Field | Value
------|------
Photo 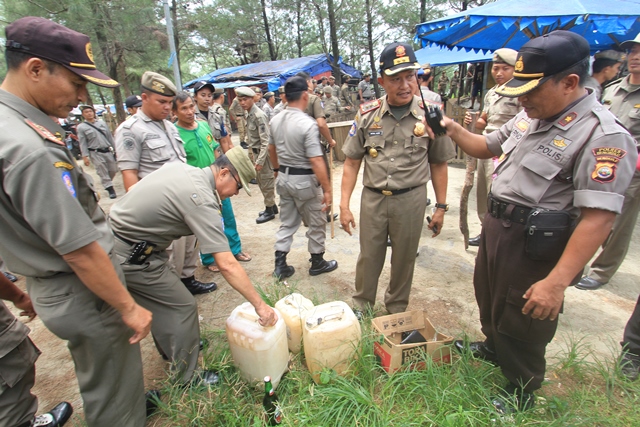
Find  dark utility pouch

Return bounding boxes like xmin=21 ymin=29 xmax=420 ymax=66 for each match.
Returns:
xmin=125 ymin=241 xmax=156 ymax=265
xmin=524 ymin=208 xmax=574 ymax=261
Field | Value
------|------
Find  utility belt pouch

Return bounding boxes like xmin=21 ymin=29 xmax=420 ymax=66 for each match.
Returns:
xmin=125 ymin=241 xmax=156 ymax=265
xmin=524 ymin=208 xmax=574 ymax=261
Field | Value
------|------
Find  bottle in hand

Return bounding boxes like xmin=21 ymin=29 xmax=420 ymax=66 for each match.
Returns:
xmin=263 ymin=376 xmax=282 ymax=425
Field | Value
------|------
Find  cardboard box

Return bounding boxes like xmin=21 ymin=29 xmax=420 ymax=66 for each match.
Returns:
xmin=372 ymin=310 xmax=453 ymax=374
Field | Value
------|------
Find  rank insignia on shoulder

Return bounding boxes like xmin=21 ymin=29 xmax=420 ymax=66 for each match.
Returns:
xmin=515 ymin=119 xmax=529 ymax=132
xmin=54 ymin=161 xmax=74 ymax=170
xmin=557 ymin=112 xmax=577 ymax=126
xmin=635 ymin=104 xmax=640 ymax=109
xmin=25 ymin=119 xmax=64 ymax=145
xmin=360 ymin=99 xmax=381 ymax=115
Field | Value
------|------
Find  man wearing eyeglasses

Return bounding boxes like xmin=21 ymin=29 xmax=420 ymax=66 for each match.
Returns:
xmin=108 ymin=146 xmax=277 ymax=386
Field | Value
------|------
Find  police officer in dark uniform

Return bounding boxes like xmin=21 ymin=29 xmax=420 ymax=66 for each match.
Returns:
xmin=442 ymin=31 xmax=637 ymax=412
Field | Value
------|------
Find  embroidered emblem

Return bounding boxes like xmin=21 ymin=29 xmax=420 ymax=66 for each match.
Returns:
xmin=348 ymin=121 xmax=357 ymax=137
xmin=395 ymin=45 xmax=406 ymax=58
xmin=54 ymin=161 xmax=74 ymax=170
xmin=515 ymin=56 xmax=524 ymax=72
xmin=592 ymin=147 xmax=627 ymax=162
xmin=558 ymin=112 xmax=577 ymax=126
xmin=24 ymin=119 xmax=64 ymax=145
xmin=124 ymin=138 xmax=135 ymax=150
xmin=370 ymin=122 xmax=382 ymax=130
xmin=61 ymin=171 xmax=76 ymax=197
xmin=152 ymin=80 xmax=165 ymax=93
xmin=550 ymin=135 xmax=573 ymax=151
xmin=515 ymin=119 xmax=529 ymax=132
xmin=591 ymin=161 xmax=617 ymax=183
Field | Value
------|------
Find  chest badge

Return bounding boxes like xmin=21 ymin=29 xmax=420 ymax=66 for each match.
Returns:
xmin=550 ymin=135 xmax=573 ymax=151
xmin=414 ymin=122 xmax=426 ymax=137
xmin=370 ymin=122 xmax=382 ymax=130
xmin=368 ymin=147 xmax=378 ymax=158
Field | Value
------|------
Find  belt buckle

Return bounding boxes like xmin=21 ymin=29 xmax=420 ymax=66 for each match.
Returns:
xmin=382 ymin=190 xmax=393 ymax=196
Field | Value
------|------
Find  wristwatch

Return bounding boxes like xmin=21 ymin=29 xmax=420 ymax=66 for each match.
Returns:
xmin=435 ymin=203 xmax=449 ymax=212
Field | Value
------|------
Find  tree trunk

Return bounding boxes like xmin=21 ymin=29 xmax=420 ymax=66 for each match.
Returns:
xmin=420 ymin=0 xmax=427 ymax=23
xmin=327 ymin=0 xmax=341 ymax=83
xmin=365 ymin=0 xmax=380 ymax=98
xmin=171 ymin=0 xmax=181 ymax=67
xmin=295 ymin=0 xmax=302 ymax=57
xmin=260 ymin=0 xmax=277 ymax=60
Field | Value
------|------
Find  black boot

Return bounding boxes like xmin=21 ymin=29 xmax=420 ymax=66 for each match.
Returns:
xmin=309 ymin=252 xmax=338 ymax=276
xmin=106 ymin=186 xmax=117 ymax=199
xmin=259 ymin=205 xmax=278 ymax=215
xmin=273 ymin=251 xmax=295 ymax=279
xmin=256 ymin=206 xmax=276 ymax=224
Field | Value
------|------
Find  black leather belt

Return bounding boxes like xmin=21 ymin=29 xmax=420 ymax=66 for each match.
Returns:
xmin=251 ymin=148 xmax=260 ymax=154
xmin=366 ymin=186 xmax=416 ymax=196
xmin=281 ymin=165 xmax=314 ymax=175
xmin=88 ymin=147 xmax=111 ymax=153
xmin=487 ymin=195 xmax=532 ymax=224
xmin=112 ymin=231 xmax=137 ymax=246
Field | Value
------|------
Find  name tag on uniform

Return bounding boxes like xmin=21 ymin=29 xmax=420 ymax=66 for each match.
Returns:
xmin=369 ymin=131 xmax=383 ymax=136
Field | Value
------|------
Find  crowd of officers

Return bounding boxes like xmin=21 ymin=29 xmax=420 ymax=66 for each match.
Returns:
xmin=1 ymin=14 xmax=640 ymax=427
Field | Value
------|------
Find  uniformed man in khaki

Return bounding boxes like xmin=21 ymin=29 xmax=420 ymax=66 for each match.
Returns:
xmin=584 ymin=50 xmax=626 ymax=101
xmin=115 ymin=71 xmax=216 ymax=296
xmin=77 ymin=105 xmax=118 ymax=199
xmin=463 ymin=48 xmax=521 ymax=247
xmin=358 ymin=74 xmax=374 ymax=101
xmin=322 ymin=86 xmax=349 ymax=117
xmin=254 ymin=86 xmax=266 ymax=109
xmin=417 ymin=64 xmax=442 ymax=105
xmin=437 ymin=72 xmax=449 ymax=95
xmin=297 ymin=72 xmax=338 ymax=150
xmin=273 ymin=86 xmax=287 ymax=117
xmin=340 ymin=42 xmax=455 ymax=315
xmin=449 ymin=69 xmax=460 ymax=98
xmin=110 ymin=147 xmax=276 ymax=384
xmin=443 ymin=31 xmax=637 ymax=412
xmin=268 ymin=76 xmax=338 ymax=279
xmin=340 ymin=74 xmax=354 ymax=109
xmin=0 ymin=16 xmax=152 ymax=426
xmin=236 ymin=86 xmax=277 ymax=223
xmin=229 ymin=95 xmax=248 ymax=148
xmin=211 ymin=88 xmax=233 ymax=152
xmin=0 ymin=272 xmax=73 ymax=427
xmin=262 ymin=91 xmax=276 ymax=122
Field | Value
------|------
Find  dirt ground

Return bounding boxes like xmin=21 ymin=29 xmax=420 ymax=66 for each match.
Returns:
xmin=7 ymin=136 xmax=640 ymax=424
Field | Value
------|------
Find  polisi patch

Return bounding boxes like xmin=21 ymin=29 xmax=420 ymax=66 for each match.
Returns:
xmin=535 ymin=144 xmax=565 ymax=163
xmin=592 ymin=147 xmax=627 ymax=160
xmin=549 ymin=135 xmax=573 ymax=151
xmin=591 ymin=161 xmax=617 ymax=183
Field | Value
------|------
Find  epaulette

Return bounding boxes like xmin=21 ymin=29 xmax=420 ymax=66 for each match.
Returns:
xmin=359 ymin=99 xmax=381 ymax=115
xmin=592 ymin=106 xmax=625 ymax=135
xmin=122 ymin=116 xmax=139 ymax=129
xmin=24 ymin=119 xmax=64 ymax=146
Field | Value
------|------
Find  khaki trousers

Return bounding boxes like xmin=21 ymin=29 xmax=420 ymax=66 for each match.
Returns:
xmin=251 ymin=149 xmax=276 ymax=208
xmin=89 ymin=151 xmax=117 ymax=190
xmin=353 ymin=185 xmax=427 ymax=314
xmin=476 ymin=158 xmax=494 ymax=225
xmin=167 ymin=235 xmax=198 ymax=279
xmin=236 ymin=117 xmax=247 ymax=143
xmin=26 ymin=256 xmax=146 ymax=427
xmin=0 ymin=338 xmax=40 ymax=427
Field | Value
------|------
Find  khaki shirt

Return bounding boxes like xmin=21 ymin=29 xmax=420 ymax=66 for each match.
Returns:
xmin=330 ymin=84 xmax=340 ymax=98
xmin=229 ymin=97 xmax=245 ymax=119
xmin=483 ymin=86 xmax=522 ymax=134
xmin=0 ymin=301 xmax=30 ymax=360
xmin=323 ymin=96 xmax=344 ymax=117
xmin=342 ymin=95 xmax=456 ymax=189
xmin=109 ymin=163 xmax=229 ymax=254
xmin=304 ymin=94 xmax=325 ymax=119
xmin=340 ymin=83 xmax=354 ymax=108
xmin=486 ymin=91 xmax=637 ymax=215
xmin=269 ymin=107 xmax=324 ymax=169
xmin=115 ymin=109 xmax=186 ymax=179
xmin=246 ymin=104 xmax=270 ymax=166
xmin=262 ymin=103 xmax=275 ymax=123
xmin=602 ymin=75 xmax=640 ymax=142
xmin=77 ymin=119 xmax=115 ymax=157
xmin=273 ymin=101 xmax=286 ymax=117
xmin=208 ymin=104 xmax=229 ymax=141
xmin=0 ymin=90 xmax=111 ymax=277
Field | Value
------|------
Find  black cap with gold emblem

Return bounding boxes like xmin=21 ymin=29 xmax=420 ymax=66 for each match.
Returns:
xmin=496 ymin=30 xmax=589 ymax=98
xmin=141 ymin=71 xmax=177 ymax=97
xmin=4 ymin=16 xmax=119 ymax=88
xmin=379 ymin=42 xmax=421 ymax=76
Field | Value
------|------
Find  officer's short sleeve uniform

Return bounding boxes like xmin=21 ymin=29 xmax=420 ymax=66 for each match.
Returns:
xmin=602 ymin=76 xmax=640 ymax=140
xmin=109 ymin=163 xmax=229 ymax=254
xmin=305 ymin=94 xmax=325 ymax=119
xmin=342 ymin=95 xmax=455 ymax=189
xmin=270 ymin=108 xmax=324 ymax=169
xmin=486 ymin=91 xmax=637 ymax=215
xmin=115 ymin=109 xmax=186 ymax=178
xmin=246 ymin=104 xmax=271 ymax=166
xmin=483 ymin=86 xmax=522 ymax=134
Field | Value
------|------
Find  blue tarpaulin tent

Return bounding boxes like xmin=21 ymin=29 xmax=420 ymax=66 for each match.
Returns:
xmin=415 ymin=0 xmax=640 ymax=54
xmin=185 ymin=54 xmax=361 ymax=92
xmin=415 ymin=44 xmax=493 ymax=66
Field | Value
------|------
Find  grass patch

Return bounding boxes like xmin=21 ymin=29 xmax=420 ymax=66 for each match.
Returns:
xmin=149 ymin=285 xmax=640 ymax=426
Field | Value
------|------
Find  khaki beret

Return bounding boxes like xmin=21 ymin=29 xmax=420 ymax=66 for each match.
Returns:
xmin=594 ymin=50 xmax=626 ymax=62
xmin=323 ymin=86 xmax=333 ymax=93
xmin=493 ymin=48 xmax=518 ymax=66
xmin=621 ymin=33 xmax=640 ymax=50
xmin=253 ymin=87 xmax=262 ymax=93
xmin=278 ymin=86 xmax=285 ymax=94
xmin=235 ymin=86 xmax=255 ymax=98
xmin=264 ymin=91 xmax=275 ymax=98
xmin=141 ymin=71 xmax=177 ymax=97
xmin=225 ymin=146 xmax=255 ymax=196
xmin=214 ymin=87 xmax=225 ymax=94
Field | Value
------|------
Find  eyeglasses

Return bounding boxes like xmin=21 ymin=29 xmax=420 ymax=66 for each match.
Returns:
xmin=230 ymin=172 xmax=243 ymax=191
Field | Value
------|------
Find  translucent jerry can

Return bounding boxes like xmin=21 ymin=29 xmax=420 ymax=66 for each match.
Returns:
xmin=302 ymin=301 xmax=362 ymax=383
xmin=225 ymin=302 xmax=289 ymax=388
xmin=275 ymin=293 xmax=315 ymax=354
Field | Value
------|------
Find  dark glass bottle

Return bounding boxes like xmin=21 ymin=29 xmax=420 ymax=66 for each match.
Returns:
xmin=263 ymin=376 xmax=282 ymax=425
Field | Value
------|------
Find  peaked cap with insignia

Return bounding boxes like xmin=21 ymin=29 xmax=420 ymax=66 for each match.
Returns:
xmin=141 ymin=71 xmax=177 ymax=97
xmin=379 ymin=42 xmax=420 ymax=76
xmin=5 ymin=16 xmax=119 ymax=88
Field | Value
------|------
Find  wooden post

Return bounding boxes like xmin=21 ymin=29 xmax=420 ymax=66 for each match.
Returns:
xmin=460 ymin=111 xmax=479 ymax=249
xmin=330 ymin=147 xmax=335 ymax=239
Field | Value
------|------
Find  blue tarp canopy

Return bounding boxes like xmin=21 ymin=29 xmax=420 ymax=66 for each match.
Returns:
xmin=185 ymin=54 xmax=362 ymax=92
xmin=415 ymin=0 xmax=640 ymax=54
xmin=415 ymin=44 xmax=493 ymax=66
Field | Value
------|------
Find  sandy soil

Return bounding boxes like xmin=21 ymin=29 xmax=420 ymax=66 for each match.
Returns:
xmin=7 ymin=136 xmax=639 ymax=424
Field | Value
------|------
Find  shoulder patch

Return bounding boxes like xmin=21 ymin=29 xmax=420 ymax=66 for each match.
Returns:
xmin=122 ymin=116 xmax=138 ymax=129
xmin=348 ymin=121 xmax=357 ymax=137
xmin=61 ymin=170 xmax=77 ymax=197
xmin=25 ymin=119 xmax=64 ymax=145
xmin=359 ymin=99 xmax=381 ymax=115
xmin=54 ymin=161 xmax=74 ymax=170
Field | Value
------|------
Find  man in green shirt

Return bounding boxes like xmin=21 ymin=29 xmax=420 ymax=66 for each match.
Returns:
xmin=173 ymin=92 xmax=250 ymax=270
